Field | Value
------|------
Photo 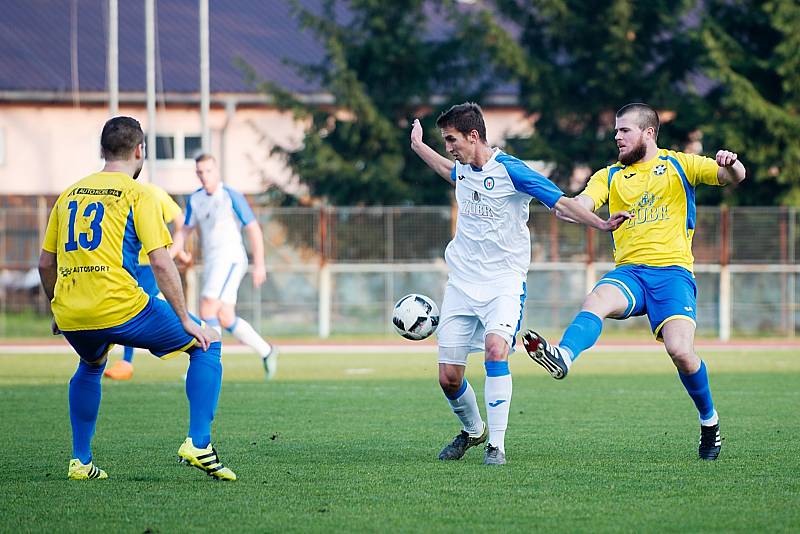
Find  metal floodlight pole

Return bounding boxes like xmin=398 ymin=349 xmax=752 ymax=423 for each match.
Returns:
xmin=107 ymin=0 xmax=118 ymax=116
xmin=200 ymin=0 xmax=210 ymax=153
xmin=145 ymin=0 xmax=156 ymax=184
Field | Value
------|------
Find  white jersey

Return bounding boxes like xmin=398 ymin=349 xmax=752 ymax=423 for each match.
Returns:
xmin=184 ymin=184 xmax=256 ymax=264
xmin=446 ymin=148 xmax=564 ymax=296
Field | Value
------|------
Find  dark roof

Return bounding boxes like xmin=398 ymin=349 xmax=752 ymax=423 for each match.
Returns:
xmin=0 ymin=0 xmax=341 ymax=95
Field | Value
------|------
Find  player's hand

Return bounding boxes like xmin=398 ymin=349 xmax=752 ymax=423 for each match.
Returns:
xmin=252 ymin=263 xmax=267 ymax=288
xmin=183 ymin=319 xmax=210 ymax=352
xmin=716 ymin=150 xmax=738 ymax=167
xmin=51 ymin=318 xmax=61 ymax=335
xmin=410 ymin=119 xmax=423 ymax=147
xmin=175 ymin=250 xmax=192 ymax=268
xmin=603 ymin=210 xmax=633 ymax=231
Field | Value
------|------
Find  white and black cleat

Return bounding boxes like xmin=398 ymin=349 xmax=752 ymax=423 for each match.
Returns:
xmin=522 ymin=330 xmax=569 ymax=380
xmin=699 ymin=423 xmax=722 ymax=460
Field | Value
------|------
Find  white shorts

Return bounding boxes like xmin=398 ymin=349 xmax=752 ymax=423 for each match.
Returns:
xmin=436 ymin=279 xmax=526 ymax=366
xmin=201 ymin=261 xmax=247 ymax=304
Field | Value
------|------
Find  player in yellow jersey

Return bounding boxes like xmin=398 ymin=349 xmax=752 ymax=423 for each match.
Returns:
xmin=523 ymin=103 xmax=746 ymax=461
xmin=104 ymin=183 xmax=188 ymax=380
xmin=38 ymin=116 xmax=236 ymax=481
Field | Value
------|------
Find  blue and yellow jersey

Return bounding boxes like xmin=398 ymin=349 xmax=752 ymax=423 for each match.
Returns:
xmin=42 ymin=172 xmax=172 ymax=331
xmin=582 ymin=148 xmax=721 ymax=271
xmin=138 ymin=183 xmax=182 ymax=266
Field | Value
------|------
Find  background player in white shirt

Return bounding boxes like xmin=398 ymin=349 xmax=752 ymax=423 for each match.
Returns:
xmin=410 ymin=103 xmax=630 ymax=465
xmin=173 ymin=154 xmax=278 ymax=379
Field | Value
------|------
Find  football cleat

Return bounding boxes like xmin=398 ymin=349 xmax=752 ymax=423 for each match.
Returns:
xmin=438 ymin=423 xmax=487 ymax=460
xmin=523 ymin=330 xmax=569 ymax=379
xmin=68 ymin=459 xmax=108 ymax=480
xmin=699 ymin=423 xmax=722 ymax=460
xmin=104 ymin=360 xmax=133 ymax=380
xmin=483 ymin=444 xmax=506 ymax=465
xmin=177 ymin=438 xmax=237 ymax=481
xmin=262 ymin=346 xmax=279 ymax=381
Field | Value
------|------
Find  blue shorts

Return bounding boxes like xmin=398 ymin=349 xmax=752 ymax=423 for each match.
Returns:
xmin=595 ymin=265 xmax=697 ymax=340
xmin=62 ymin=297 xmax=199 ymax=362
xmin=135 ymin=265 xmax=160 ymax=297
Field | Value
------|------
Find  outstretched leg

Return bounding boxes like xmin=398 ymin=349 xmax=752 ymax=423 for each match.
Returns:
xmin=525 ymin=283 xmax=628 ymax=378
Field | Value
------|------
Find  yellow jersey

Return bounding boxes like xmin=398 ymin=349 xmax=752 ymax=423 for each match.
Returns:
xmin=138 ymin=183 xmax=182 ymax=265
xmin=582 ymin=148 xmax=721 ymax=271
xmin=42 ymin=172 xmax=172 ymax=331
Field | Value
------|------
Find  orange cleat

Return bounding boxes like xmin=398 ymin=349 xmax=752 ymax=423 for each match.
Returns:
xmin=104 ymin=360 xmax=133 ymax=380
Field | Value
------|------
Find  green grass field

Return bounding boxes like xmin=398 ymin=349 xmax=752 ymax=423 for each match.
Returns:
xmin=1 ymin=346 xmax=799 ymax=533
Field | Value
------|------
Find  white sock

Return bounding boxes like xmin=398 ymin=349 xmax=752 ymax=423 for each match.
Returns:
xmin=701 ymin=410 xmax=719 ymax=426
xmin=228 ymin=317 xmax=272 ymax=357
xmin=556 ymin=345 xmax=573 ymax=369
xmin=485 ymin=373 xmax=512 ymax=452
xmin=446 ymin=379 xmax=484 ymax=437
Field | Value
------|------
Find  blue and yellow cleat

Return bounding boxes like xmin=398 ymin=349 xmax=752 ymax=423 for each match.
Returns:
xmin=177 ymin=438 xmax=237 ymax=481
xmin=68 ymin=459 xmax=108 ymax=480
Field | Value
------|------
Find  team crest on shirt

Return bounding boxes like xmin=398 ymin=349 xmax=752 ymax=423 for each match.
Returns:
xmin=483 ymin=177 xmax=495 ymax=190
xmin=638 ymin=191 xmax=657 ymax=207
xmin=653 ymin=164 xmax=667 ymax=176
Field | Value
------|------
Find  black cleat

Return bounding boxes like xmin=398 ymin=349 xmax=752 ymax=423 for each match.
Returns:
xmin=483 ymin=444 xmax=506 ymax=465
xmin=522 ymin=330 xmax=569 ymax=379
xmin=699 ymin=423 xmax=721 ymax=460
xmin=438 ymin=424 xmax=487 ymax=460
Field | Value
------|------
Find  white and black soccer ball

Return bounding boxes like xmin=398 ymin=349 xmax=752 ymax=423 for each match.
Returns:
xmin=392 ymin=293 xmax=440 ymax=341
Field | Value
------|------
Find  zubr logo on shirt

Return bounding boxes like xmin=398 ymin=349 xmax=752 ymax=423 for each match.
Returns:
xmin=483 ymin=177 xmax=495 ymax=190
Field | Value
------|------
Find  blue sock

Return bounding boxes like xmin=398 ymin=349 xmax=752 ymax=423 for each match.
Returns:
xmin=123 ymin=346 xmax=134 ymax=363
xmin=559 ymin=311 xmax=603 ymax=361
xmin=678 ymin=360 xmax=715 ymax=422
xmin=185 ymin=342 xmax=222 ymax=448
xmin=68 ymin=360 xmax=106 ymax=464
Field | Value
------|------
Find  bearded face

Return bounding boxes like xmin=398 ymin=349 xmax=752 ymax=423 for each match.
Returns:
xmin=619 ymin=133 xmax=648 ymax=166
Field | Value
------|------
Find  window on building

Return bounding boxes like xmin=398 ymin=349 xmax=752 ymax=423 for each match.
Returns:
xmin=155 ymin=135 xmax=175 ymax=160
xmin=184 ymin=135 xmax=203 ymax=160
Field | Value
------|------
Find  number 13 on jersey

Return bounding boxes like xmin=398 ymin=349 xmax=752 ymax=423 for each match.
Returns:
xmin=65 ymin=200 xmax=105 ymax=252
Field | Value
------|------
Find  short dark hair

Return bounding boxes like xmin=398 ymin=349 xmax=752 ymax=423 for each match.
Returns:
xmin=616 ymin=103 xmax=660 ymax=139
xmin=436 ymin=102 xmax=487 ymax=142
xmin=100 ymin=116 xmax=144 ymax=161
xmin=195 ymin=153 xmax=216 ymax=164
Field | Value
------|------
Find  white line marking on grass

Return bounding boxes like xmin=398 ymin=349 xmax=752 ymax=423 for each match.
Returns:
xmin=1 ymin=342 xmax=799 ymax=355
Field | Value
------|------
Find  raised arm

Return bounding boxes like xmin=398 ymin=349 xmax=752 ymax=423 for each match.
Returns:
xmin=410 ymin=119 xmax=455 ymax=183
xmin=244 ymin=221 xmax=266 ymax=288
xmin=716 ymin=150 xmax=746 ymax=185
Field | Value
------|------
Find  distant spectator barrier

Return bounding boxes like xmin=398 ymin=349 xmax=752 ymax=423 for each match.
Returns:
xmin=1 ymin=202 xmax=797 ymax=339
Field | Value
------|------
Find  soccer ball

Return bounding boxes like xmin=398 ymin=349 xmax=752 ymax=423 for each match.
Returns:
xmin=392 ymin=293 xmax=440 ymax=341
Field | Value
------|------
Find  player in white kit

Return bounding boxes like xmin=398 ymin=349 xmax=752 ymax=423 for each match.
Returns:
xmin=410 ymin=103 xmax=630 ymax=464
xmin=173 ymin=154 xmax=278 ymax=379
